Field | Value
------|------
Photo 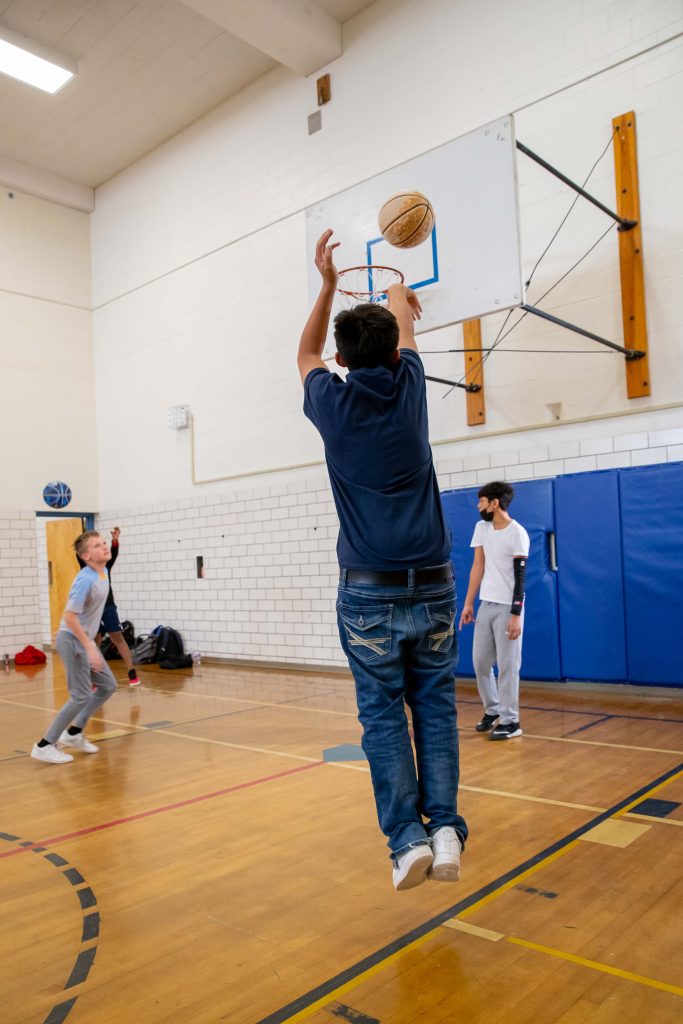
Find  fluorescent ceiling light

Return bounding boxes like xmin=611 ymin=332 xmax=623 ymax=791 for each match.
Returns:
xmin=0 ymin=35 xmax=74 ymax=94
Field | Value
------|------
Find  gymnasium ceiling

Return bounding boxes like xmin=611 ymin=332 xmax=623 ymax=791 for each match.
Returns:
xmin=0 ymin=0 xmax=379 ymax=190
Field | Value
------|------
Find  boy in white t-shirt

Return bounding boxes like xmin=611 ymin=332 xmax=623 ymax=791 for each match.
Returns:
xmin=459 ymin=482 xmax=530 ymax=740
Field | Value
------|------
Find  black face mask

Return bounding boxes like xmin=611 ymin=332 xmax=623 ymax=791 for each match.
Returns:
xmin=479 ymin=509 xmax=495 ymax=522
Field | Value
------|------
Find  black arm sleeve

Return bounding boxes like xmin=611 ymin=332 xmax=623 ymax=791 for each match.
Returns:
xmin=106 ymin=542 xmax=119 ymax=573
xmin=511 ymin=556 xmax=527 ymax=615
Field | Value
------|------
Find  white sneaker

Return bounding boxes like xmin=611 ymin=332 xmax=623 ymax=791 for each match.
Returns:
xmin=429 ymin=826 xmax=461 ymax=882
xmin=392 ymin=844 xmax=433 ymax=891
xmin=59 ymin=731 xmax=98 ymax=753
xmin=31 ymin=742 xmax=73 ymax=764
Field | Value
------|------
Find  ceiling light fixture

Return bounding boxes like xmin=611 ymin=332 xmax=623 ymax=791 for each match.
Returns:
xmin=0 ymin=30 xmax=75 ymax=94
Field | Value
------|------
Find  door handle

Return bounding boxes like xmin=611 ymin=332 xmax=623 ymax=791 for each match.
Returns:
xmin=548 ymin=532 xmax=558 ymax=571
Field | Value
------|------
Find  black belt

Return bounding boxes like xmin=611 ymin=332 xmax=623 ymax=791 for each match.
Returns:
xmin=343 ymin=564 xmax=453 ymax=586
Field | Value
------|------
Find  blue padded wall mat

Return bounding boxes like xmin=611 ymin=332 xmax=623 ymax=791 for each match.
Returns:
xmin=554 ymin=471 xmax=627 ymax=681
xmin=619 ymin=462 xmax=683 ymax=685
xmin=442 ymin=478 xmax=561 ymax=680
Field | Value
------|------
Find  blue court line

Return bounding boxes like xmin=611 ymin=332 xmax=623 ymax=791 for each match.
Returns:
xmin=254 ymin=760 xmax=683 ymax=1024
xmin=562 ymin=715 xmax=614 ymax=737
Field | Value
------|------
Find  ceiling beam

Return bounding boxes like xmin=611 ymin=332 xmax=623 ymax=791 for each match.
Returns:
xmin=180 ymin=0 xmax=341 ymax=76
xmin=0 ymin=155 xmax=94 ymax=212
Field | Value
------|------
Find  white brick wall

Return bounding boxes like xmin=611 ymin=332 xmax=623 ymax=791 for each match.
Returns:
xmin=0 ymin=512 xmax=42 ymax=657
xmin=98 ymin=404 xmax=681 ymax=668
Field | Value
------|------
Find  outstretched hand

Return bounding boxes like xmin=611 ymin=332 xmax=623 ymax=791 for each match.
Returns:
xmin=406 ymin=287 xmax=422 ymax=322
xmin=387 ymin=283 xmax=422 ymax=321
xmin=315 ymin=229 xmax=340 ymax=288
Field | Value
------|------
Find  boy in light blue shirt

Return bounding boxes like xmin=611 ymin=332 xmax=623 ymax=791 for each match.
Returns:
xmin=31 ymin=531 xmax=118 ymax=765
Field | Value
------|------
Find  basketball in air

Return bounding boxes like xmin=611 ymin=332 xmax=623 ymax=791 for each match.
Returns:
xmin=378 ymin=191 xmax=435 ymax=249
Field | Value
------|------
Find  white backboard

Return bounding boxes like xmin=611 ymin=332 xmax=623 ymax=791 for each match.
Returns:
xmin=305 ymin=115 xmax=524 ymax=336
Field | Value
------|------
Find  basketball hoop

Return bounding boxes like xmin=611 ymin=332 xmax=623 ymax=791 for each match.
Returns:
xmin=337 ymin=265 xmax=404 ymax=305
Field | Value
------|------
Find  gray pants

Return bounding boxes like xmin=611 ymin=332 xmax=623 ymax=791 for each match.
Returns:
xmin=44 ymin=631 xmax=117 ymax=744
xmin=472 ymin=601 xmax=523 ymax=724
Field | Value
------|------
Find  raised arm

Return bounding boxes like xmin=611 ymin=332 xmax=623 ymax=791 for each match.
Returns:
xmin=297 ymin=229 xmax=340 ymax=386
xmin=387 ymin=283 xmax=422 ymax=353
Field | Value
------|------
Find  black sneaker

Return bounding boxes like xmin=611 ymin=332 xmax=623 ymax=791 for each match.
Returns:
xmin=475 ymin=713 xmax=499 ymax=733
xmin=490 ymin=722 xmax=522 ymax=740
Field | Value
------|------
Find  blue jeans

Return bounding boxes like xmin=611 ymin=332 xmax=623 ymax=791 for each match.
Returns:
xmin=337 ymin=568 xmax=468 ymax=858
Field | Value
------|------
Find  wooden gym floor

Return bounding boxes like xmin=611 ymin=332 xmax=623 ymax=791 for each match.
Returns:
xmin=1 ymin=658 xmax=681 ymax=1024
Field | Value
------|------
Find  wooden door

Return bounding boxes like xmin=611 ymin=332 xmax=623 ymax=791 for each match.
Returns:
xmin=46 ymin=518 xmax=84 ymax=640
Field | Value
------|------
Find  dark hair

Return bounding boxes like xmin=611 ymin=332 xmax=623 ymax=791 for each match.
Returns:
xmin=478 ymin=481 xmax=514 ymax=510
xmin=333 ymin=303 xmax=399 ymax=370
xmin=73 ymin=530 xmax=101 ymax=557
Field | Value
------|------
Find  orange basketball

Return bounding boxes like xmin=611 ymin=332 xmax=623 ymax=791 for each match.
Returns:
xmin=378 ymin=191 xmax=435 ymax=249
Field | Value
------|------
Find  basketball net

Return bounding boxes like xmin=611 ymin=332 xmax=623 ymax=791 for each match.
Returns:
xmin=336 ymin=265 xmax=404 ymax=306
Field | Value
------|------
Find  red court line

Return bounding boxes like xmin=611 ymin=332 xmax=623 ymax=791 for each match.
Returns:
xmin=0 ymin=760 xmax=324 ymax=859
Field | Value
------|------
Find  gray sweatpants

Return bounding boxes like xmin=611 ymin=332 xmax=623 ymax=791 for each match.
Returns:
xmin=472 ymin=601 xmax=524 ymax=724
xmin=44 ymin=631 xmax=117 ymax=744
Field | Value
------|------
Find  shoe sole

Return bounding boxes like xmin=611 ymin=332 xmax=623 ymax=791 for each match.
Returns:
xmin=394 ymin=851 xmax=433 ymax=891
xmin=430 ymin=860 xmax=460 ymax=882
xmin=490 ymin=730 xmax=523 ymax=740
xmin=30 ymin=752 xmax=73 ymax=764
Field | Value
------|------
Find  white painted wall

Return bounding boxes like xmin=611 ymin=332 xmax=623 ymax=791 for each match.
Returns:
xmin=90 ymin=0 xmax=683 ymax=511
xmin=0 ymin=189 xmax=97 ymax=513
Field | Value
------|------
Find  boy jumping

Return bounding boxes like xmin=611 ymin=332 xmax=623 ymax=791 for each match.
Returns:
xmin=31 ymin=531 xmax=117 ymax=764
xmin=299 ymin=230 xmax=468 ymax=891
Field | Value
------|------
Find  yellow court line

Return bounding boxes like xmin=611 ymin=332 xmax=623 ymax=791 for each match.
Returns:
xmin=4 ymin=692 xmax=679 ymax=758
xmin=0 ymin=687 xmax=65 ymax=699
xmin=5 ymin=696 xmax=680 ymax=814
xmin=460 ymin=784 xmax=602 ymax=812
xmin=444 ymin=919 xmax=504 ymax=942
xmin=614 ymin=769 xmax=683 ymax=817
xmin=457 ymin=839 xmax=583 ymax=920
xmin=0 ymin=696 xmax=321 ymax=765
xmin=272 ymin=767 xmax=683 ymax=1024
xmin=151 ymin=686 xmax=358 ymax=718
xmin=506 ymin=936 xmax=683 ymax=997
xmin=625 ymin=811 xmax=683 ymax=827
xmin=522 ymin=731 xmax=683 ymax=756
xmin=274 ymin=933 xmax=436 ymax=1024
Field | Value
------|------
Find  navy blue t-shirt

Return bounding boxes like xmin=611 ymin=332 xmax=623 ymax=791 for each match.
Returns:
xmin=303 ymin=349 xmax=451 ymax=570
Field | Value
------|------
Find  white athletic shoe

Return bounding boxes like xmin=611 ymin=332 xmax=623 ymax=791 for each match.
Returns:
xmin=429 ymin=827 xmax=461 ymax=882
xmin=58 ymin=731 xmax=99 ymax=753
xmin=31 ymin=742 xmax=73 ymax=764
xmin=392 ymin=844 xmax=433 ymax=891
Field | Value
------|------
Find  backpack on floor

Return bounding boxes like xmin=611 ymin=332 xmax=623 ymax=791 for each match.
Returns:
xmin=133 ymin=634 xmax=159 ymax=665
xmin=156 ymin=626 xmax=185 ymax=660
xmin=159 ymin=652 xmax=194 ymax=670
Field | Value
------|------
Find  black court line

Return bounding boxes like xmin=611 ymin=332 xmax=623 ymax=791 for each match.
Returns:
xmin=64 ymin=946 xmax=97 ymax=990
xmin=76 ymin=887 xmax=97 ymax=910
xmin=456 ymin=695 xmax=683 ymax=725
xmin=329 ymin=1003 xmax=381 ymax=1024
xmin=82 ymin=912 xmax=100 ymax=942
xmin=254 ymin=760 xmax=683 ymax=1024
xmin=0 ymin=833 xmax=98 ymax=1024
xmin=44 ymin=998 xmax=77 ymax=1024
xmin=562 ymin=715 xmax=613 ymax=737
